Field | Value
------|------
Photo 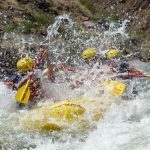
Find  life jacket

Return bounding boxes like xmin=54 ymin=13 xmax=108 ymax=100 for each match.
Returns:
xmin=28 ymin=69 xmax=43 ymax=100
xmin=117 ymin=63 xmax=129 ymax=73
xmin=5 ymin=73 xmax=26 ymax=90
xmin=29 ymin=78 xmax=41 ymax=100
xmin=103 ymin=59 xmax=130 ymax=74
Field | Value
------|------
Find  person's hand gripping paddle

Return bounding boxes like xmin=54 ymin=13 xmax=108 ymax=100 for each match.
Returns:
xmin=15 ymin=49 xmax=44 ymax=104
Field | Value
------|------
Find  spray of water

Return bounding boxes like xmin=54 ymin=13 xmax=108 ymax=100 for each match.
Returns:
xmin=0 ymin=15 xmax=150 ymax=150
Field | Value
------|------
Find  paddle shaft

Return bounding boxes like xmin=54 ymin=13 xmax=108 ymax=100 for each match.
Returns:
xmin=116 ymin=73 xmax=150 ymax=78
xmin=129 ymin=74 xmax=150 ymax=78
xmin=60 ymin=64 xmax=79 ymax=73
xmin=29 ymin=49 xmax=45 ymax=79
xmin=60 ymin=64 xmax=150 ymax=79
xmin=20 ymin=80 xmax=30 ymax=102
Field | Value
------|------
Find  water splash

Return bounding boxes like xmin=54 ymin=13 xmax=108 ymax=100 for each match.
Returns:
xmin=47 ymin=15 xmax=73 ymax=38
xmin=0 ymin=82 xmax=16 ymax=114
xmin=0 ymin=15 xmax=150 ymax=150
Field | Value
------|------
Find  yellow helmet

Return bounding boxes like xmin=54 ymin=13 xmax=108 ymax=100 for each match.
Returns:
xmin=106 ymin=49 xmax=122 ymax=59
xmin=17 ymin=57 xmax=34 ymax=72
xmin=82 ymin=48 xmax=97 ymax=59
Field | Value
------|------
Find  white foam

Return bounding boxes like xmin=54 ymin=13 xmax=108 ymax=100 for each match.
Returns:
xmin=0 ymin=82 xmax=17 ymax=113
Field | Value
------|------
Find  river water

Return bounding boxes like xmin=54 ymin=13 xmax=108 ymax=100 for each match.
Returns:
xmin=0 ymin=16 xmax=150 ymax=150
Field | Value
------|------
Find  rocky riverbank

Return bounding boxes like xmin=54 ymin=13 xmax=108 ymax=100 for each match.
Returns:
xmin=0 ymin=0 xmax=149 ymax=41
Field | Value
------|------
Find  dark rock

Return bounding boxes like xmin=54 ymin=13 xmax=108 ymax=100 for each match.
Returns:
xmin=122 ymin=50 xmax=130 ymax=55
xmin=97 ymin=19 xmax=109 ymax=30
xmin=118 ymin=0 xmax=126 ymax=4
xmin=49 ymin=8 xmax=59 ymax=16
xmin=34 ymin=0 xmax=52 ymax=12
xmin=0 ymin=28 xmax=4 ymax=37
xmin=23 ymin=12 xmax=36 ymax=23
xmin=17 ymin=0 xmax=29 ymax=4
xmin=129 ymin=38 xmax=139 ymax=46
xmin=37 ymin=27 xmax=47 ymax=36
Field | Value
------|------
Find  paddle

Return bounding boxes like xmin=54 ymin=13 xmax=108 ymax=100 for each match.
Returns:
xmin=143 ymin=74 xmax=150 ymax=78
xmin=100 ymin=80 xmax=126 ymax=96
xmin=59 ymin=64 xmax=79 ymax=73
xmin=128 ymin=73 xmax=150 ymax=78
xmin=15 ymin=49 xmax=44 ymax=104
xmin=60 ymin=64 xmax=126 ymax=96
xmin=15 ymin=79 xmax=31 ymax=104
xmin=116 ymin=73 xmax=150 ymax=78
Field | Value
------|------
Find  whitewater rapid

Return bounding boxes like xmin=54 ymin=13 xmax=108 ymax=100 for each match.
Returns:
xmin=0 ymin=67 xmax=150 ymax=150
xmin=0 ymin=16 xmax=150 ymax=150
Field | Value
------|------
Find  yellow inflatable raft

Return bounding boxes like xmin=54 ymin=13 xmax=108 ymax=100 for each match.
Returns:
xmin=19 ymin=97 xmax=124 ymax=132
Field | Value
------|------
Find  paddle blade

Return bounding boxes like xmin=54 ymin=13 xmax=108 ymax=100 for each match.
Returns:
xmin=15 ymin=80 xmax=31 ymax=104
xmin=102 ymin=80 xmax=126 ymax=96
xmin=145 ymin=74 xmax=150 ymax=78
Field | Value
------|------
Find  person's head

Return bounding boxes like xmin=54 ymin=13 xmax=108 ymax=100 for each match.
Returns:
xmin=105 ymin=49 xmax=122 ymax=60
xmin=82 ymin=48 xmax=98 ymax=66
xmin=17 ymin=57 xmax=34 ymax=72
xmin=102 ymin=49 xmax=123 ymax=71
